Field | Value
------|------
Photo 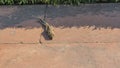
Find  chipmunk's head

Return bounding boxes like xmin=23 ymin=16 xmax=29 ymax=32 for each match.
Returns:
xmin=39 ymin=18 xmax=43 ymax=23
xmin=32 ymin=15 xmax=44 ymax=21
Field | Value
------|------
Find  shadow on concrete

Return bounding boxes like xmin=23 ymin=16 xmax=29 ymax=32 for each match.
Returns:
xmin=0 ymin=4 xmax=120 ymax=30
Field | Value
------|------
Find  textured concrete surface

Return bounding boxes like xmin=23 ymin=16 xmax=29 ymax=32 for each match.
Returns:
xmin=0 ymin=4 xmax=120 ymax=43
xmin=0 ymin=43 xmax=120 ymax=68
xmin=0 ymin=4 xmax=120 ymax=68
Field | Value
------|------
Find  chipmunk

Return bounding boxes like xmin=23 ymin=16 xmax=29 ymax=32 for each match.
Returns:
xmin=39 ymin=18 xmax=55 ymax=40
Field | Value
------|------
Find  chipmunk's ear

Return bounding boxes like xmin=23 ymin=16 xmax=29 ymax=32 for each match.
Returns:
xmin=39 ymin=18 xmax=42 ymax=22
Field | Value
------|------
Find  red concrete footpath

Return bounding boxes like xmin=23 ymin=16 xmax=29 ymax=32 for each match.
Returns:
xmin=0 ymin=43 xmax=120 ymax=68
xmin=0 ymin=27 xmax=120 ymax=43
